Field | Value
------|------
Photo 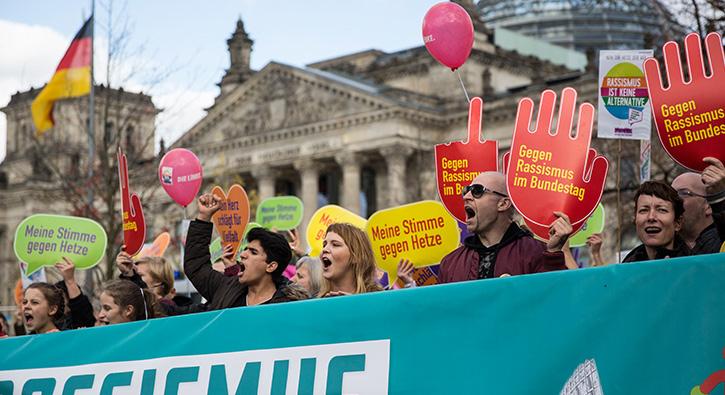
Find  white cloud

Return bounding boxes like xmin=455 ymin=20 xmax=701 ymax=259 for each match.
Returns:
xmin=152 ymin=86 xmax=216 ymax=150
xmin=0 ymin=19 xmax=71 ymax=163
xmin=0 ymin=19 xmax=218 ymax=163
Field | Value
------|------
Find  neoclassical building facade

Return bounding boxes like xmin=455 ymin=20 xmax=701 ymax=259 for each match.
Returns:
xmin=1 ymin=4 xmax=654 ymax=306
xmin=164 ymin=14 xmax=604 ymax=247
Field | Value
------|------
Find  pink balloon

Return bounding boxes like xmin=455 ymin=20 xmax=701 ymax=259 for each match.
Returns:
xmin=422 ymin=2 xmax=474 ymax=71
xmin=158 ymin=148 xmax=203 ymax=207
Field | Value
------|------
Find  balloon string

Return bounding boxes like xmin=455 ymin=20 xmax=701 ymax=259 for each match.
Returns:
xmin=455 ymin=69 xmax=471 ymax=103
xmin=183 ymin=206 xmax=188 ymax=220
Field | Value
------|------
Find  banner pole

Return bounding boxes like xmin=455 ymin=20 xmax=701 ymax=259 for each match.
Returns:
xmin=86 ymin=0 xmax=95 ymax=217
xmin=616 ymin=139 xmax=622 ymax=263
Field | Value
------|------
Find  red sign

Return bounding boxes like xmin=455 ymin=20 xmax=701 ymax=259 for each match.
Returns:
xmin=211 ymin=184 xmax=250 ymax=258
xmin=644 ymin=32 xmax=725 ymax=171
xmin=435 ymin=97 xmax=499 ymax=222
xmin=505 ymin=88 xmax=608 ymax=231
xmin=521 ymin=217 xmax=586 ymax=242
xmin=117 ymin=147 xmax=146 ymax=256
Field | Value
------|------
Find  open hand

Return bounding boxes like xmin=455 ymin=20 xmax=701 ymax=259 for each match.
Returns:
xmin=644 ymin=32 xmax=725 ymax=171
xmin=506 ymin=88 xmax=608 ymax=228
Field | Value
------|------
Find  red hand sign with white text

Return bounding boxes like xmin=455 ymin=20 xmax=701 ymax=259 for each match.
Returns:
xmin=506 ymin=88 xmax=608 ymax=231
xmin=644 ymin=32 xmax=725 ymax=171
xmin=117 ymin=147 xmax=146 ymax=256
xmin=435 ymin=97 xmax=498 ymax=222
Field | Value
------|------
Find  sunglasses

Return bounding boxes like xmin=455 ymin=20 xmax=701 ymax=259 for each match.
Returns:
xmin=676 ymin=189 xmax=706 ymax=199
xmin=462 ymin=184 xmax=508 ymax=199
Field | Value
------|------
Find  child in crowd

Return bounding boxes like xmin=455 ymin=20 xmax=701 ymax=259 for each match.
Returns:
xmin=97 ymin=280 xmax=157 ymax=325
xmin=22 ymin=283 xmax=65 ymax=334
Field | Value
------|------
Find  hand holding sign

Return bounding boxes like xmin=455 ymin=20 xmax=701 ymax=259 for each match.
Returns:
xmin=210 ymin=185 xmax=251 ymax=258
xmin=507 ymin=88 xmax=608 ymax=230
xmin=644 ymin=32 xmax=725 ymax=171
xmin=435 ymin=97 xmax=499 ymax=222
xmin=118 ymin=147 xmax=146 ymax=256
xmin=366 ymin=201 xmax=459 ymax=285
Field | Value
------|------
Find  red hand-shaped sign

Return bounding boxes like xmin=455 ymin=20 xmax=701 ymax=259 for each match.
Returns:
xmin=117 ymin=147 xmax=146 ymax=256
xmin=644 ymin=32 xmax=725 ymax=171
xmin=435 ymin=97 xmax=499 ymax=223
xmin=502 ymin=149 xmax=589 ymax=240
xmin=506 ymin=88 xmax=608 ymax=229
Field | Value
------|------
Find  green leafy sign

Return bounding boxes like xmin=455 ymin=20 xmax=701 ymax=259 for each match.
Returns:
xmin=255 ymin=196 xmax=303 ymax=230
xmin=568 ymin=203 xmax=605 ymax=248
xmin=14 ymin=214 xmax=108 ymax=275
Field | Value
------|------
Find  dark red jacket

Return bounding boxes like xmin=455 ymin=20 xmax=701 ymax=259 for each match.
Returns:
xmin=439 ymin=223 xmax=567 ymax=283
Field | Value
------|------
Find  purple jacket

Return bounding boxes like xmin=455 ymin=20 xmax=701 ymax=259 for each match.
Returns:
xmin=439 ymin=224 xmax=567 ymax=283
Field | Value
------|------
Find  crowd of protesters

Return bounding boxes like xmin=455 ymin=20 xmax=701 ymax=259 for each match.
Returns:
xmin=1 ymin=156 xmax=722 ymax=338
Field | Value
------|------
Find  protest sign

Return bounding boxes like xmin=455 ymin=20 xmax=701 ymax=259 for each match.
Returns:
xmin=435 ymin=97 xmax=498 ymax=222
xmin=521 ymin=216 xmax=586 ymax=242
xmin=135 ymin=232 xmax=171 ymax=259
xmin=644 ymin=32 xmax=725 ymax=171
xmin=256 ymin=196 xmax=303 ymax=230
xmin=568 ymin=203 xmax=605 ymax=248
xmin=306 ymin=205 xmax=366 ymax=257
xmin=209 ymin=222 xmax=261 ymax=263
xmin=3 ymin=254 xmax=724 ymax=394
xmin=597 ymin=50 xmax=653 ymax=140
xmin=506 ymin=88 xmax=609 ymax=228
xmin=14 ymin=214 xmax=107 ymax=275
xmin=117 ymin=147 xmax=146 ymax=255
xmin=366 ymin=201 xmax=458 ymax=285
xmin=211 ymin=184 xmax=250 ymax=258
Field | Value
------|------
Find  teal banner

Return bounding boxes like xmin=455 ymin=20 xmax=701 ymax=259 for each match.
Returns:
xmin=1 ymin=253 xmax=724 ymax=394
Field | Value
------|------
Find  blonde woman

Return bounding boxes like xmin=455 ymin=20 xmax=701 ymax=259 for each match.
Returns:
xmin=319 ymin=223 xmax=382 ymax=297
xmin=134 ymin=256 xmax=175 ymax=301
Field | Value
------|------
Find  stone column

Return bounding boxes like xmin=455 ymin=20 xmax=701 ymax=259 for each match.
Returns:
xmin=381 ymin=145 xmax=414 ymax=207
xmin=252 ymin=167 xmax=276 ymax=201
xmin=293 ymin=159 xmax=320 ymax=250
xmin=374 ymin=163 xmax=388 ymax=210
xmin=335 ymin=152 xmax=362 ymax=215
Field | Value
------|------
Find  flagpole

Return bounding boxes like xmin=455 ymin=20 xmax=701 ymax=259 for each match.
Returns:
xmin=87 ymin=1 xmax=95 ymax=216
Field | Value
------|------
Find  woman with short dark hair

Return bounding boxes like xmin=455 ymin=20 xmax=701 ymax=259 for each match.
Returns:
xmin=623 ymin=181 xmax=691 ymax=262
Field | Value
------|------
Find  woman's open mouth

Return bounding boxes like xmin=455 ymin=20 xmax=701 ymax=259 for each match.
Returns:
xmin=321 ymin=257 xmax=332 ymax=269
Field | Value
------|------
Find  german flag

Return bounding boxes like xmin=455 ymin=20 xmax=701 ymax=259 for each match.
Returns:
xmin=31 ymin=16 xmax=93 ymax=135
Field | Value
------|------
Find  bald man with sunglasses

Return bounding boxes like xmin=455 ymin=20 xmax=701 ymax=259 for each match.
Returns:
xmin=670 ymin=157 xmax=725 ymax=255
xmin=439 ymin=172 xmax=571 ymax=283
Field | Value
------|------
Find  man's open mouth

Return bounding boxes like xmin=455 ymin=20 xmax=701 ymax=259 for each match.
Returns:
xmin=465 ymin=206 xmax=476 ymax=219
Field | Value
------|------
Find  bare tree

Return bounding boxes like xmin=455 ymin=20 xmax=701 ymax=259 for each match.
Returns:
xmin=27 ymin=0 xmax=191 ymax=283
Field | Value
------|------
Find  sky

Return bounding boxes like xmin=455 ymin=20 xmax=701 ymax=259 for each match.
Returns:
xmin=0 ymin=0 xmax=442 ymax=162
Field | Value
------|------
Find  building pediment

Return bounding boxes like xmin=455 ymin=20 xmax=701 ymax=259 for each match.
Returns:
xmin=176 ymin=62 xmax=398 ymax=148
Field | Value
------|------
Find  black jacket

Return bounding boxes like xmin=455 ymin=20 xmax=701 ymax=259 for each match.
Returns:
xmin=54 ymin=281 xmax=96 ymax=330
xmin=623 ymin=236 xmax=692 ymax=263
xmin=692 ymin=199 xmax=725 ymax=255
xmin=183 ymin=220 xmax=309 ymax=310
